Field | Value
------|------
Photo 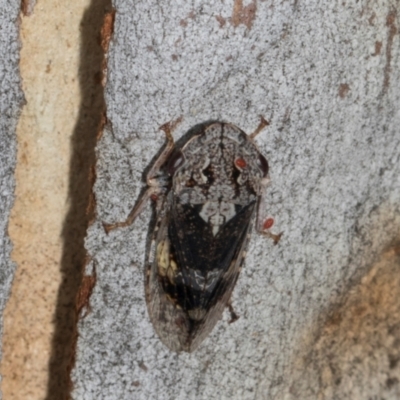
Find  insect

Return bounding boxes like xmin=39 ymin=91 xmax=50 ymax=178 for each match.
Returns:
xmin=104 ymin=117 xmax=281 ymax=352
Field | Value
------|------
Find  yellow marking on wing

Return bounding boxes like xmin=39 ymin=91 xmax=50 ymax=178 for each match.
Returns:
xmin=170 ymin=258 xmax=177 ymax=271
xmin=156 ymin=241 xmax=170 ymax=277
xmin=167 ymin=258 xmax=178 ymax=284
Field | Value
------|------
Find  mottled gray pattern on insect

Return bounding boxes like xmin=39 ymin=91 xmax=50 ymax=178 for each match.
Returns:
xmin=104 ymin=118 xmax=281 ymax=353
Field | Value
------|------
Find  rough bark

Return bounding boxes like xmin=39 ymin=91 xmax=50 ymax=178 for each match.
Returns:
xmin=72 ymin=1 xmax=400 ymax=399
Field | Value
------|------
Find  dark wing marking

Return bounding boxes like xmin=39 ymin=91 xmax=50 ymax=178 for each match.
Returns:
xmin=146 ymin=191 xmax=257 ymax=352
xmin=167 ymin=199 xmax=255 ymax=309
xmin=186 ymin=204 xmax=255 ymax=351
xmin=166 ymin=198 xmax=256 ymax=351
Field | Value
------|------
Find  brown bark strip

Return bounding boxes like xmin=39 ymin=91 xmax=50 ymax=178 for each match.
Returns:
xmin=101 ymin=10 xmax=116 ymax=53
xmin=101 ymin=10 xmax=116 ymax=87
xmin=20 ymin=0 xmax=36 ymax=16
xmin=383 ymin=9 xmax=398 ymax=93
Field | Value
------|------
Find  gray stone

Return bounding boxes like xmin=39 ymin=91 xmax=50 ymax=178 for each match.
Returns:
xmin=72 ymin=2 xmax=400 ymax=399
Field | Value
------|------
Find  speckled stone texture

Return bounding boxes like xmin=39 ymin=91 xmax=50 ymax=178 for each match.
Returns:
xmin=72 ymin=1 xmax=400 ymax=399
xmin=0 ymin=1 xmax=24 ymax=399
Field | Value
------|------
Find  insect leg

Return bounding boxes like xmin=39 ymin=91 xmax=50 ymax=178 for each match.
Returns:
xmin=103 ymin=119 xmax=181 ymax=233
xmin=103 ymin=186 xmax=165 ymax=233
xmin=249 ymin=116 xmax=269 ymax=139
xmin=146 ymin=119 xmax=181 ymax=185
xmin=259 ymin=230 xmax=283 ymax=245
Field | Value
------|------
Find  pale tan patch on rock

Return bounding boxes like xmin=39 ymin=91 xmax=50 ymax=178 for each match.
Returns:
xmin=0 ymin=0 xmax=107 ymax=398
xmin=231 ymin=0 xmax=257 ymax=29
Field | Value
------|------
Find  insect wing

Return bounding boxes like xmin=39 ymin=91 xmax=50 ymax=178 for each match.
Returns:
xmin=145 ymin=192 xmax=190 ymax=352
xmin=168 ymin=198 xmax=256 ymax=311
xmin=170 ymin=199 xmax=257 ymax=351
xmin=146 ymin=189 xmax=257 ymax=352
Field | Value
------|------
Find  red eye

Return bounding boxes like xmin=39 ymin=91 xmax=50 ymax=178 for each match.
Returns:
xmin=263 ymin=218 xmax=274 ymax=230
xmin=235 ymin=158 xmax=247 ymax=169
xmin=257 ymin=154 xmax=269 ymax=176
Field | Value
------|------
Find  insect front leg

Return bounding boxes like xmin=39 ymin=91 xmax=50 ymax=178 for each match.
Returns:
xmin=103 ymin=120 xmax=179 ymax=233
xmin=103 ymin=185 xmax=166 ymax=233
xmin=145 ymin=120 xmax=177 ymax=186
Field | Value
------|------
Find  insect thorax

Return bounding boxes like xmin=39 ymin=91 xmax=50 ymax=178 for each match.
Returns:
xmin=172 ymin=123 xmax=263 ymax=236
